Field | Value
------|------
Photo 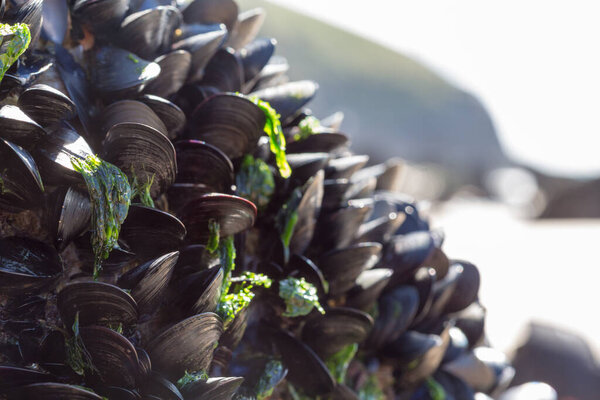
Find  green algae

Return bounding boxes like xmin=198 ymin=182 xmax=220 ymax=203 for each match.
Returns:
xmin=278 ymin=277 xmax=324 ymax=317
xmin=0 ymin=23 xmax=31 ymax=83
xmin=130 ymin=171 xmax=154 ymax=208
xmin=294 ymin=115 xmax=321 ymax=141
xmin=325 ymin=343 xmax=358 ymax=384
xmin=236 ymin=154 xmax=275 ymax=211
xmin=71 ymin=154 xmax=131 ymax=278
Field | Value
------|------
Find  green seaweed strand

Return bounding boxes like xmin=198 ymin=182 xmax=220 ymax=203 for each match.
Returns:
xmin=130 ymin=171 xmax=154 ymax=208
xmin=71 ymin=155 xmax=131 ymax=278
xmin=235 ymin=154 xmax=275 ymax=211
xmin=0 ymin=23 xmax=31 ymax=83
xmin=206 ymin=219 xmax=220 ymax=254
xmin=325 ymin=343 xmax=358 ymax=384
xmin=249 ymin=96 xmax=292 ymax=179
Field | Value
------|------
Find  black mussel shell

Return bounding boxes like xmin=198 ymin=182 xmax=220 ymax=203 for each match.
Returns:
xmin=41 ymin=0 xmax=68 ymax=44
xmin=286 ymin=153 xmax=329 ymax=184
xmin=79 ymin=326 xmax=140 ymax=388
xmin=0 ymin=105 xmax=47 ymax=149
xmin=250 ymin=55 xmax=289 ymax=92
xmin=139 ymin=94 xmax=187 ymax=139
xmin=443 ymin=326 xmax=470 ymax=364
xmin=287 ymin=132 xmax=349 ymax=154
xmin=9 ymin=382 xmax=104 ymax=399
xmin=175 ymin=266 xmax=223 ymax=314
xmin=383 ymin=231 xmax=437 ymax=285
xmin=0 ymin=366 xmax=53 ymax=392
xmin=311 ymin=198 xmax=373 ymax=253
xmin=116 ymin=6 xmax=182 ymax=59
xmin=18 ymin=84 xmax=76 ymax=128
xmin=144 ymin=50 xmax=192 ymax=99
xmin=88 ymin=46 xmax=161 ymax=100
xmin=386 ymin=323 xmax=452 ymax=388
xmin=325 ymin=154 xmax=369 ymax=180
xmin=430 ymin=370 xmax=476 ymax=400
xmin=423 ymin=246 xmax=450 ymax=280
xmin=409 ymin=267 xmax=436 ymax=327
xmin=120 ymin=205 xmax=186 ymax=258
xmin=178 ymin=193 xmax=256 ymax=243
xmin=35 ymin=122 xmax=93 ymax=185
xmin=250 ymin=80 xmax=318 ymax=123
xmin=454 ymin=302 xmax=486 ymax=349
xmin=226 ymin=7 xmax=265 ymax=50
xmin=181 ymin=0 xmax=238 ymax=32
xmin=287 ymin=255 xmax=329 ymax=298
xmin=103 ymin=122 xmax=176 ymax=197
xmin=100 ymin=100 xmax=168 ymax=141
xmin=174 ymin=140 xmax=233 ymax=192
xmin=48 ymin=186 xmax=90 ymax=249
xmin=322 ymin=179 xmax=352 ymax=210
xmin=199 ymin=47 xmax=243 ymax=93
xmin=273 ymin=329 xmax=335 ymax=397
xmin=320 ymin=111 xmax=345 ymax=131
xmin=418 ymin=264 xmax=463 ymax=328
xmin=118 ymin=251 xmax=179 ymax=314
xmin=148 ymin=313 xmax=223 ymax=381
xmin=354 ymin=211 xmax=406 ymax=244
xmin=345 ymin=268 xmax=393 ymax=311
xmin=289 ymin=170 xmax=324 ymax=255
xmin=318 ymin=242 xmax=381 ymax=297
xmin=172 ymin=27 xmax=226 ymax=83
xmin=443 ymin=260 xmax=481 ymax=314
xmin=219 ymin=306 xmax=249 ymax=350
xmin=240 ymin=38 xmax=276 ymax=90
xmin=302 ymin=307 xmax=373 ymax=360
xmin=142 ymin=372 xmax=184 ymax=400
xmin=365 ymin=285 xmax=419 ymax=350
xmin=331 ymin=384 xmax=360 ymax=400
xmin=72 ymin=0 xmax=129 ymax=36
xmin=57 ymin=281 xmax=138 ymax=328
xmin=187 ymin=93 xmax=266 ymax=159
xmin=0 ymin=237 xmax=62 ymax=294
xmin=180 ymin=376 xmax=243 ymax=400
xmin=95 ymin=386 xmax=141 ymax=400
xmin=167 ymin=183 xmax=213 ymax=214
xmin=0 ymin=139 xmax=44 ymax=212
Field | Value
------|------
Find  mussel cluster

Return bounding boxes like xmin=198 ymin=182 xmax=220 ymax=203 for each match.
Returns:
xmin=0 ymin=0 xmax=555 ymax=399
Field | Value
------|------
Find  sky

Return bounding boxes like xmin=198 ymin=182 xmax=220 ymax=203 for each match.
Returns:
xmin=267 ymin=0 xmax=600 ymax=178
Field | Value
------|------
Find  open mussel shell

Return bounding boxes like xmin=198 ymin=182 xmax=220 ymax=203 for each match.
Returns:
xmin=302 ymin=307 xmax=373 ymax=360
xmin=180 ymin=376 xmax=243 ymax=400
xmin=34 ymin=122 xmax=93 ymax=185
xmin=116 ymin=6 xmax=182 ymax=59
xmin=9 ymin=382 xmax=104 ymax=399
xmin=139 ymin=95 xmax=187 ymax=139
xmin=120 ymin=205 xmax=186 ymax=258
xmin=148 ymin=313 xmax=223 ymax=381
xmin=0 ymin=237 xmax=62 ymax=294
xmin=385 ymin=323 xmax=452 ymax=389
xmin=354 ymin=211 xmax=406 ymax=244
xmin=118 ymin=251 xmax=179 ymax=314
xmin=226 ymin=7 xmax=265 ymax=50
xmin=88 ymin=46 xmax=161 ymax=100
xmin=179 ymin=193 xmax=256 ymax=243
xmin=318 ymin=242 xmax=381 ymax=297
xmin=57 ymin=281 xmax=138 ymax=328
xmin=311 ymin=198 xmax=373 ymax=253
xmin=71 ymin=0 xmax=129 ymax=36
xmin=286 ymin=152 xmax=329 ymax=184
xmin=144 ymin=50 xmax=192 ymax=99
xmin=365 ymin=285 xmax=419 ymax=350
xmin=273 ymin=329 xmax=335 ymax=397
xmin=287 ymin=132 xmax=349 ymax=154
xmin=174 ymin=140 xmax=233 ymax=192
xmin=103 ymin=122 xmax=176 ymax=197
xmin=0 ymin=105 xmax=47 ymax=149
xmin=175 ymin=266 xmax=223 ymax=314
xmin=345 ymin=268 xmax=393 ymax=311
xmin=240 ymin=38 xmax=276 ymax=87
xmin=172 ymin=27 xmax=226 ymax=83
xmin=79 ymin=326 xmax=140 ymax=388
xmin=100 ymin=100 xmax=168 ymax=141
xmin=199 ymin=47 xmax=243 ymax=93
xmin=0 ymin=139 xmax=44 ymax=212
xmin=187 ymin=93 xmax=265 ymax=159
xmin=0 ymin=366 xmax=53 ymax=392
xmin=18 ymin=84 xmax=76 ymax=128
xmin=325 ymin=154 xmax=369 ymax=180
xmin=142 ymin=372 xmax=184 ymax=400
xmin=250 ymin=80 xmax=318 ymax=123
xmin=289 ymin=170 xmax=324 ymax=255
xmin=181 ymin=0 xmax=238 ymax=32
